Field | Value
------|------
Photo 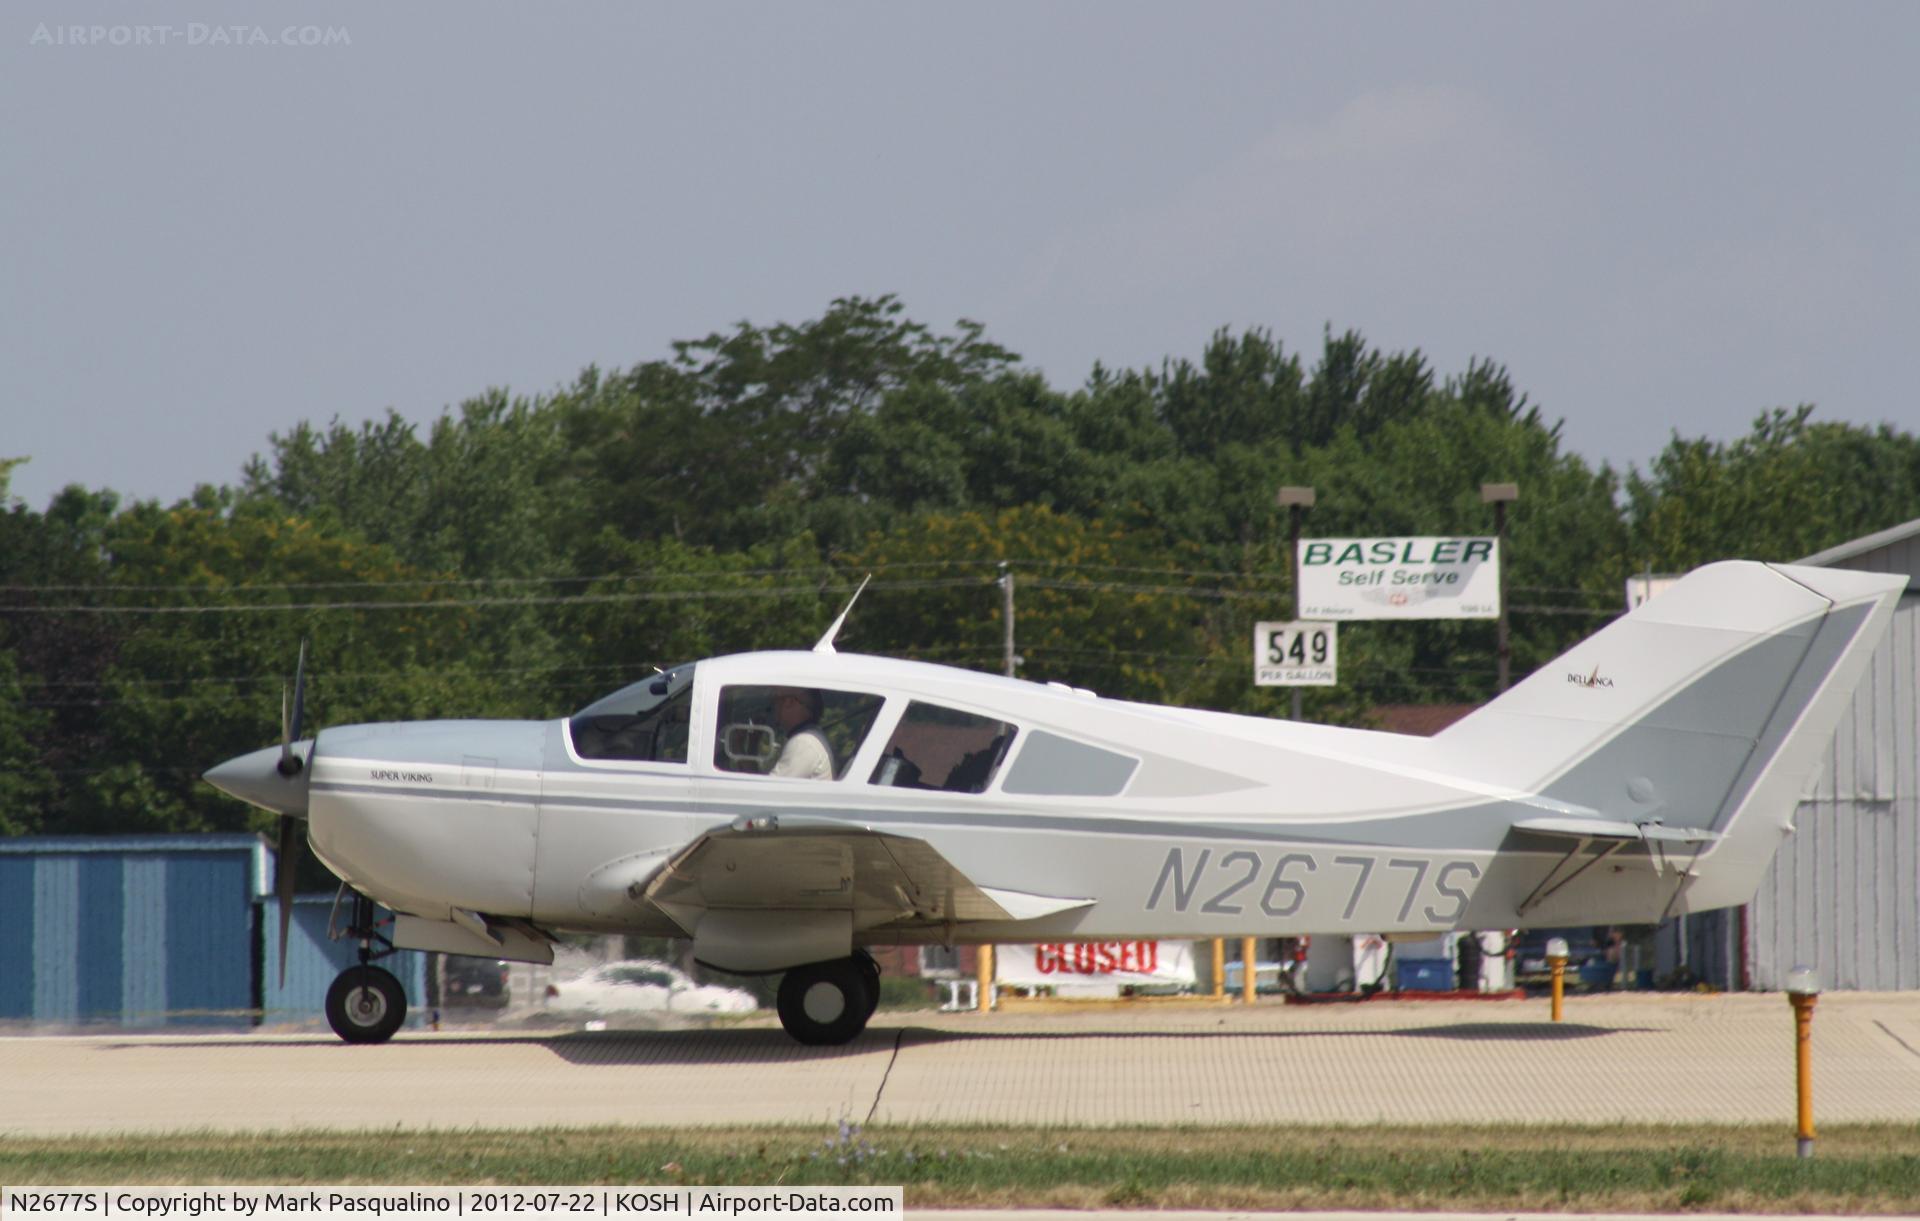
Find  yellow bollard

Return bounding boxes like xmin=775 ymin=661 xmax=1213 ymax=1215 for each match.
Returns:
xmin=1787 ymin=967 xmax=1820 ymax=1158
xmin=977 ymin=944 xmax=994 ymax=1013
xmin=1241 ymin=937 xmax=1257 ymax=1005
xmin=1546 ymin=937 xmax=1568 ymax=1022
xmin=1211 ymin=938 xmax=1225 ymax=1000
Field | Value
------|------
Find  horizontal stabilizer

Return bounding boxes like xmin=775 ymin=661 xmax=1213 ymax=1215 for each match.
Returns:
xmin=1512 ymin=816 xmax=1720 ymax=845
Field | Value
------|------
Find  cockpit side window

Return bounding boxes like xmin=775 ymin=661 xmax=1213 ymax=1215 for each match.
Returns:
xmin=869 ymin=702 xmax=1016 ymax=794
xmin=712 ymin=685 xmax=885 ymax=780
xmin=569 ymin=664 xmax=695 ymax=763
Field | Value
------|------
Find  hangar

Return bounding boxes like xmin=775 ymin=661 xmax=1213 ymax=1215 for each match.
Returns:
xmin=1658 ymin=518 xmax=1920 ymax=991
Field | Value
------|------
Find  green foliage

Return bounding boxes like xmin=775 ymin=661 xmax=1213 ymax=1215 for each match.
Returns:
xmin=553 ymin=294 xmax=1020 ymax=555
xmin=842 ymin=506 xmax=1205 ymax=704
xmin=72 ymin=496 xmax=497 ymax=833
xmin=5 ymin=295 xmax=1915 ymax=839
xmin=1627 ymin=405 xmax=1920 ymax=568
xmin=552 ymin=530 xmax=836 ymax=709
xmin=0 ymin=649 xmax=52 ymax=835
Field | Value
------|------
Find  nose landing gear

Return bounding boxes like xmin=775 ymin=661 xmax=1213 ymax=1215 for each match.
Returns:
xmin=323 ymin=889 xmax=409 ymax=1044
xmin=326 ymin=964 xmax=407 ymax=1043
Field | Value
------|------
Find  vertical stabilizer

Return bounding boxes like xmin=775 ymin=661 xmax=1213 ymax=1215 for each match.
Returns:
xmin=1439 ymin=561 xmax=1903 ymax=910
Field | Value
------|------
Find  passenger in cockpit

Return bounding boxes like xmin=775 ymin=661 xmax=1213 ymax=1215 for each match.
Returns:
xmin=770 ymin=687 xmax=834 ymax=780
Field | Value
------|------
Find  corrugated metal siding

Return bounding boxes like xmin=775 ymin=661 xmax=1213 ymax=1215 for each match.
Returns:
xmin=77 ymin=854 xmax=122 ymax=1018
xmin=1747 ymin=576 xmax=1920 ymax=990
xmin=122 ymin=855 xmax=169 ymax=1022
xmin=0 ymin=835 xmax=265 ymax=1025
xmin=164 ymin=850 xmax=255 ymax=1023
xmin=30 ymin=855 xmax=79 ymax=1018
xmin=0 ymin=856 xmax=34 ymax=1015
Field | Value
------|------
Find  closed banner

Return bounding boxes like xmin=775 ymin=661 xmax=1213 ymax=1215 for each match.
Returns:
xmin=995 ymin=941 xmax=1196 ymax=986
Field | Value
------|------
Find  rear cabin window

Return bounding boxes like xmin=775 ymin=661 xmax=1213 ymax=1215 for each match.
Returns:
xmin=1000 ymin=729 xmax=1138 ymax=796
xmin=712 ymin=685 xmax=885 ymax=779
xmin=869 ymin=702 xmax=1016 ymax=794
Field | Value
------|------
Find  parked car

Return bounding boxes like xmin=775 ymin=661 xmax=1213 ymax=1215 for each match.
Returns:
xmin=442 ymin=956 xmax=511 ymax=1007
xmin=543 ymin=960 xmax=757 ymax=1015
xmin=1513 ymin=928 xmax=1616 ymax=990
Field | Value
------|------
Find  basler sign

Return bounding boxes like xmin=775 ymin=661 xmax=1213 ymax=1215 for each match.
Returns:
xmin=1297 ymin=536 xmax=1501 ymax=620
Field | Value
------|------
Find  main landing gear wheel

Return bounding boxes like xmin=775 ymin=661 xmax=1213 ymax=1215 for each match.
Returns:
xmin=854 ymin=950 xmax=881 ymax=1020
xmin=326 ymin=964 xmax=407 ymax=1044
xmin=777 ymin=958 xmax=872 ymax=1046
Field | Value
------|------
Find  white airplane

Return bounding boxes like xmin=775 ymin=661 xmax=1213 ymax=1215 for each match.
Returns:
xmin=205 ymin=560 xmax=1902 ymax=1045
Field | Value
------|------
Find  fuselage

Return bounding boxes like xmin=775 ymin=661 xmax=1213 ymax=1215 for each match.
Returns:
xmin=200 ymin=562 xmax=1905 ymax=1045
xmin=291 ymin=650 xmax=1681 ymax=943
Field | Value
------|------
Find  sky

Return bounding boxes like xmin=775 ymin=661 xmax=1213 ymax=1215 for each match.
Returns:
xmin=3 ymin=2 xmax=1915 ymax=511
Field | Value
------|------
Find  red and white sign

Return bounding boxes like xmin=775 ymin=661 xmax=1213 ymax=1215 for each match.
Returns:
xmin=995 ymin=940 xmax=1196 ymax=987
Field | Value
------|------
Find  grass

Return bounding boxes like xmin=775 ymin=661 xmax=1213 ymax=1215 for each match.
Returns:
xmin=4 ymin=1124 xmax=1920 ymax=1211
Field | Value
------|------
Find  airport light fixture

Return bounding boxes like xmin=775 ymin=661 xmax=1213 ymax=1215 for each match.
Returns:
xmin=1545 ymin=936 xmax=1569 ymax=1022
xmin=1787 ymin=965 xmax=1820 ymax=1159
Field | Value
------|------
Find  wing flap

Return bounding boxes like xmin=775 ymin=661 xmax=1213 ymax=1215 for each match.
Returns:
xmin=643 ymin=816 xmax=1093 ymax=932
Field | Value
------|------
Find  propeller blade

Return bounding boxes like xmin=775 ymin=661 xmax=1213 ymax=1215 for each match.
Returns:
xmin=276 ymin=814 xmax=299 ymax=990
xmin=277 ymin=640 xmax=309 ymax=778
xmin=288 ymin=638 xmax=308 ymax=744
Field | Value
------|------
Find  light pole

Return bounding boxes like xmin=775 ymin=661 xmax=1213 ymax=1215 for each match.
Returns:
xmin=998 ymin=561 xmax=1016 ymax=679
xmin=1277 ymin=486 xmax=1316 ymax=720
xmin=1546 ymin=936 xmax=1569 ymax=1022
xmin=1480 ymin=483 xmax=1519 ymax=693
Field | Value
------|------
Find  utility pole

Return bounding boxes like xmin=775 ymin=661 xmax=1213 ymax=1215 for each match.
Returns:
xmin=1277 ymin=486 xmax=1316 ymax=720
xmin=999 ymin=561 xmax=1016 ymax=678
xmin=1481 ymin=483 xmax=1519 ymax=693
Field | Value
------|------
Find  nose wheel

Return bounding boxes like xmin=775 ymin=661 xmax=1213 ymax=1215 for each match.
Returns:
xmin=326 ymin=964 xmax=408 ymax=1043
xmin=322 ymin=889 xmax=408 ymax=1044
xmin=776 ymin=956 xmax=878 ymax=1045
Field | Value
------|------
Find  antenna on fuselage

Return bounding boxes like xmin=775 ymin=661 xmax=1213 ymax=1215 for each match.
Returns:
xmin=813 ymin=574 xmax=872 ymax=654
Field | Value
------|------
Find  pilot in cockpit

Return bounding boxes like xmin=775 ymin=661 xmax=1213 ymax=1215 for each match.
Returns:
xmin=770 ymin=686 xmax=834 ymax=780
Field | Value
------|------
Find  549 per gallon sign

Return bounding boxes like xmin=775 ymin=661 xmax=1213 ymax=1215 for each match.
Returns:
xmin=1254 ymin=621 xmax=1337 ymax=686
xmin=1297 ymin=536 xmax=1501 ymax=620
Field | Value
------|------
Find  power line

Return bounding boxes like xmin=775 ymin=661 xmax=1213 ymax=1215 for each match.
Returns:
xmin=0 ymin=577 xmax=991 ymax=616
xmin=0 ymin=558 xmax=1297 ymax=596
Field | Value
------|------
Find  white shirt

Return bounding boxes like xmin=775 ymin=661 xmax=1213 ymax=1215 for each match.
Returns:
xmin=771 ymin=725 xmax=834 ymax=780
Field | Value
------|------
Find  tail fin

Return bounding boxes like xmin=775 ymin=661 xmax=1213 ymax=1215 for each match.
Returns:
xmin=1439 ymin=561 xmax=1903 ymax=911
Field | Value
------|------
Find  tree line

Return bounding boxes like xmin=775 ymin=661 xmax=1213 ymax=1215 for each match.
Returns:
xmin=5 ymin=294 xmax=1920 ymax=840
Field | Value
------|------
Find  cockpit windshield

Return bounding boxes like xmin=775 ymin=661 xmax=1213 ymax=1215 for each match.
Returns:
xmin=569 ymin=663 xmax=696 ymax=762
xmin=572 ymin=663 xmax=696 ymax=720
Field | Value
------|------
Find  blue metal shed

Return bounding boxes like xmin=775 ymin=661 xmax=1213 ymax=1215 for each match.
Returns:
xmin=0 ymin=834 xmax=426 ymax=1029
xmin=0 ymin=834 xmax=266 ymax=1026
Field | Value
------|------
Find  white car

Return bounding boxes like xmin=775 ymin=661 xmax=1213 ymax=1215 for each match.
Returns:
xmin=543 ymin=960 xmax=757 ymax=1015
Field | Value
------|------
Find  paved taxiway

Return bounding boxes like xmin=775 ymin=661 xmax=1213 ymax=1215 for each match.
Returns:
xmin=4 ymin=993 xmax=1918 ymax=1135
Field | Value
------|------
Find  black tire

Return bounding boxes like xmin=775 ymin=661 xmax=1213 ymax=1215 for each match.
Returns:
xmin=326 ymin=965 xmax=407 ymax=1044
xmin=854 ymin=950 xmax=881 ymax=1020
xmin=776 ymin=959 xmax=871 ymax=1046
